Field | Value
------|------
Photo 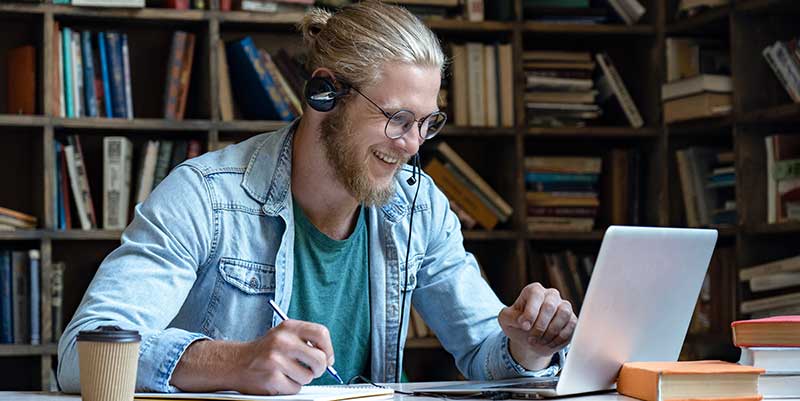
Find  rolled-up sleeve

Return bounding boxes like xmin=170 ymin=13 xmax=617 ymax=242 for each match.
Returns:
xmin=57 ymin=164 xmax=215 ymax=393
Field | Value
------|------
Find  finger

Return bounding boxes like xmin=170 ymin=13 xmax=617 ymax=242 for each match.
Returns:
xmin=270 ymin=372 xmax=302 ymax=396
xmin=287 ymin=342 xmax=329 ymax=378
xmin=517 ymin=286 xmax=546 ymax=331
xmin=498 ymin=306 xmax=523 ymax=330
xmin=274 ymin=354 xmax=315 ymax=386
xmin=294 ymin=321 xmax=335 ymax=364
xmin=548 ymin=315 xmax=577 ymax=348
xmin=529 ymin=290 xmax=561 ymax=339
xmin=540 ymin=302 xmax=572 ymax=344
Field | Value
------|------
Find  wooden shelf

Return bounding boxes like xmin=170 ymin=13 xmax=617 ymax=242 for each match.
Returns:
xmin=748 ymin=222 xmax=800 ymax=235
xmin=462 ymin=230 xmax=518 ymax=240
xmin=215 ymin=120 xmax=289 ymax=132
xmin=405 ymin=337 xmax=442 ymax=349
xmin=522 ymin=22 xmax=655 ymax=35
xmin=425 ymin=19 xmax=513 ymax=33
xmin=736 ymin=0 xmax=800 ymax=14
xmin=440 ymin=126 xmax=516 ymax=137
xmin=666 ymin=115 xmax=734 ymax=136
xmin=739 ymin=103 xmax=800 ymax=124
xmin=0 ymin=344 xmax=58 ymax=357
xmin=0 ymin=230 xmax=45 ymax=241
xmin=525 ymin=126 xmax=660 ymax=138
xmin=666 ymin=6 xmax=731 ymax=35
xmin=527 ymin=230 xmax=604 ymax=241
xmin=0 ymin=115 xmax=48 ymax=128
xmin=53 ymin=117 xmax=212 ymax=131
xmin=47 ymin=230 xmax=124 ymax=241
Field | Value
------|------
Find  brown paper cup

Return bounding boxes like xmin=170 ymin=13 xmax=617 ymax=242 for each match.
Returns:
xmin=77 ymin=326 xmax=141 ymax=401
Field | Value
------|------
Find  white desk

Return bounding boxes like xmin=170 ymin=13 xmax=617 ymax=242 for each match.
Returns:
xmin=0 ymin=383 xmax=796 ymax=401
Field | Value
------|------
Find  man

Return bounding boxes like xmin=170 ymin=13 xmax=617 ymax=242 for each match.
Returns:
xmin=58 ymin=1 xmax=577 ymax=395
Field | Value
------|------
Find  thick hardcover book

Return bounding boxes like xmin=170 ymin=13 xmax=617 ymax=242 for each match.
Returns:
xmin=72 ymin=31 xmax=84 ymax=118
xmin=176 ymin=33 xmax=196 ymax=120
xmin=152 ymin=140 xmax=174 ymax=190
xmin=62 ymin=27 xmax=74 ymax=118
xmin=28 ymin=250 xmax=40 ymax=345
xmin=732 ymin=315 xmax=800 ymax=347
xmin=424 ymin=158 xmax=499 ymax=230
xmin=98 ymin=32 xmax=114 ymax=118
xmin=121 ymin=34 xmax=133 ymax=119
xmin=596 ymin=52 xmax=643 ymax=127
xmin=617 ymin=361 xmax=763 ymax=401
xmin=81 ymin=31 xmax=99 ymax=117
xmin=225 ymin=36 xmax=291 ymax=121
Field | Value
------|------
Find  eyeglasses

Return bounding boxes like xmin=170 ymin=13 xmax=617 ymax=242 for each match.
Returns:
xmin=349 ymin=86 xmax=447 ymax=141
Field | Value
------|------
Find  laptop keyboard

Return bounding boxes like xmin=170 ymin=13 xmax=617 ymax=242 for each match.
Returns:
xmin=490 ymin=377 xmax=559 ymax=389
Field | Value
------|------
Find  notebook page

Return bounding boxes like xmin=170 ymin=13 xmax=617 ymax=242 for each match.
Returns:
xmin=135 ymin=385 xmax=394 ymax=401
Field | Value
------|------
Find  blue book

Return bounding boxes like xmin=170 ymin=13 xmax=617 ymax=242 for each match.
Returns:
xmin=81 ymin=31 xmax=99 ymax=118
xmin=525 ymin=172 xmax=599 ymax=183
xmin=105 ymin=32 xmax=127 ymax=118
xmin=98 ymin=32 xmax=113 ymax=118
xmin=62 ymin=27 xmax=74 ymax=118
xmin=225 ymin=37 xmax=292 ymax=121
xmin=0 ymin=251 xmax=12 ymax=344
xmin=29 ymin=250 xmax=40 ymax=345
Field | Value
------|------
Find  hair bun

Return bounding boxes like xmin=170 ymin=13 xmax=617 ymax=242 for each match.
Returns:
xmin=299 ymin=7 xmax=333 ymax=48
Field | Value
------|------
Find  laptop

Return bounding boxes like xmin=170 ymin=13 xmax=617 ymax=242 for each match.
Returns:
xmin=419 ymin=226 xmax=718 ymax=398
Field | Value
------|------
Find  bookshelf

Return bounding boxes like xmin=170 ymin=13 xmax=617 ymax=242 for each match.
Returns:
xmin=0 ymin=0 xmax=797 ymax=390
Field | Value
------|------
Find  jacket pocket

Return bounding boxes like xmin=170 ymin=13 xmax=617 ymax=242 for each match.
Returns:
xmin=218 ymin=257 xmax=275 ymax=295
xmin=400 ymin=254 xmax=422 ymax=292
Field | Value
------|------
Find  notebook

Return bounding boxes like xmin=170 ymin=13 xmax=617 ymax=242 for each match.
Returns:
xmin=134 ymin=385 xmax=394 ymax=401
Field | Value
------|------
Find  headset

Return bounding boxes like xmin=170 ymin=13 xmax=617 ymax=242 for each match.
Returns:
xmin=305 ymin=76 xmax=421 ymax=382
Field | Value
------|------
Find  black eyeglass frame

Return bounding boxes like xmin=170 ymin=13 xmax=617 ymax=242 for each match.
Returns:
xmin=348 ymin=85 xmax=448 ymax=141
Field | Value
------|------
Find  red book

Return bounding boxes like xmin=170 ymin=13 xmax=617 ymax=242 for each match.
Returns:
xmin=731 ymin=315 xmax=800 ymax=347
xmin=166 ymin=0 xmax=189 ymax=9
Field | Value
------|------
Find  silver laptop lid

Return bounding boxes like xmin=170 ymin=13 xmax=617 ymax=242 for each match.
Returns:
xmin=556 ymin=226 xmax=717 ymax=396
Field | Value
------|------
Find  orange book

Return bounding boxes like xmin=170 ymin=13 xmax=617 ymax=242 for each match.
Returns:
xmin=617 ymin=361 xmax=764 ymax=401
xmin=731 ymin=315 xmax=800 ymax=347
xmin=7 ymin=45 xmax=36 ymax=115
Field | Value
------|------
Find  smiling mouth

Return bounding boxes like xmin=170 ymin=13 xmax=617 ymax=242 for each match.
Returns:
xmin=373 ymin=149 xmax=400 ymax=165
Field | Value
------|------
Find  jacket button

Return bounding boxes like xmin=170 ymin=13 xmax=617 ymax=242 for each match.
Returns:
xmin=249 ymin=277 xmax=258 ymax=287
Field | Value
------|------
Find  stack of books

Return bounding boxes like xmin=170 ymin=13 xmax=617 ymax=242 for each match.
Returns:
xmin=449 ymin=42 xmax=514 ymax=128
xmin=423 ymin=142 xmax=512 ymax=231
xmin=765 ymin=134 xmax=800 ymax=224
xmin=0 ymin=250 xmax=42 ymax=345
xmin=522 ymin=0 xmax=645 ymax=25
xmin=524 ymin=50 xmax=600 ymax=127
xmin=617 ymin=360 xmax=763 ymax=401
xmin=0 ymin=207 xmax=36 ymax=231
xmin=739 ymin=256 xmax=800 ymax=318
xmin=662 ymin=37 xmax=731 ymax=123
xmin=733 ymin=316 xmax=800 ymax=398
xmin=525 ymin=156 xmax=601 ymax=232
xmin=234 ymin=0 xmax=312 ymax=14
xmin=539 ymin=250 xmax=595 ymax=312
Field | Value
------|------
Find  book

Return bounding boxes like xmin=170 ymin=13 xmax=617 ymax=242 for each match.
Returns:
xmin=28 ymin=249 xmax=40 ymax=345
xmin=163 ymin=31 xmax=188 ymax=119
xmin=450 ymin=44 xmax=469 ymax=126
xmin=81 ymin=31 xmax=99 ymax=117
xmin=661 ymin=74 xmax=732 ymax=101
xmin=740 ymin=254 xmax=800 ymax=281
xmin=754 ymin=374 xmax=800 ymax=398
xmin=616 ymin=361 xmax=763 ymax=401
xmin=738 ymin=347 xmax=800 ymax=373
xmin=226 ymin=36 xmax=293 ymax=121
xmin=217 ymin=40 xmax=235 ymax=121
xmin=424 ymin=158 xmax=499 ymax=230
xmin=731 ymin=316 xmax=800 ymax=347
xmin=663 ymin=92 xmax=732 ymax=123
xmin=121 ymin=34 xmax=134 ymax=119
xmin=103 ymin=137 xmax=134 ymax=230
xmin=11 ymin=251 xmax=29 ymax=344
xmin=0 ymin=251 xmax=11 ymax=343
xmin=596 ymin=53 xmax=643 ymax=128
xmin=7 ymin=45 xmax=36 ymax=115
xmin=134 ymin=386 xmax=394 ymax=401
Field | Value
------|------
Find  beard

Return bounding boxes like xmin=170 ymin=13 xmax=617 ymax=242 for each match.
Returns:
xmin=319 ymin=105 xmax=405 ymax=206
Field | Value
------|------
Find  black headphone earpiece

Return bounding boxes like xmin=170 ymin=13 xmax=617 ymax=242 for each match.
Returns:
xmin=304 ymin=76 xmax=350 ymax=112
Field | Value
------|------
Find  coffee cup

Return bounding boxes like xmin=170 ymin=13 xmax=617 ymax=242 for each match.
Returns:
xmin=77 ymin=325 xmax=141 ymax=401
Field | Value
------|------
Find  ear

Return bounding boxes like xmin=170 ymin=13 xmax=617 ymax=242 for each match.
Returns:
xmin=311 ymin=67 xmax=338 ymax=85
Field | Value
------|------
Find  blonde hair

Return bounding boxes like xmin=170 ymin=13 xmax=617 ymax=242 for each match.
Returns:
xmin=298 ymin=1 xmax=445 ymax=90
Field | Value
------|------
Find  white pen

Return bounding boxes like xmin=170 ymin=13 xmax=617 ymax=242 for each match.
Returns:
xmin=268 ymin=299 xmax=344 ymax=384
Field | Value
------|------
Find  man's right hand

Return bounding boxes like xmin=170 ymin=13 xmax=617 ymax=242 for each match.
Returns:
xmin=171 ymin=319 xmax=335 ymax=395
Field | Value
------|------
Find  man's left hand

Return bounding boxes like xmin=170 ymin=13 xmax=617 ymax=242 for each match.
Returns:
xmin=498 ymin=283 xmax=577 ymax=371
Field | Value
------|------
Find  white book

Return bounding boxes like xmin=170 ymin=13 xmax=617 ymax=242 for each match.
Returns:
xmin=740 ymin=254 xmax=800 ymax=281
xmin=757 ymin=374 xmax=800 ymax=398
xmin=121 ymin=34 xmax=134 ymax=119
xmin=483 ymin=44 xmax=498 ymax=127
xmin=739 ymin=347 xmax=800 ymax=373
xmin=526 ymin=76 xmax=594 ymax=91
xmin=498 ymin=43 xmax=514 ymax=128
xmin=749 ymin=271 xmax=800 ymax=292
xmin=596 ymin=53 xmax=643 ymax=128
xmin=64 ymin=144 xmax=92 ymax=230
xmin=71 ymin=0 xmax=144 ymax=7
xmin=661 ymin=74 xmax=732 ymax=101
xmin=135 ymin=385 xmax=394 ymax=401
xmin=71 ymin=31 xmax=83 ymax=118
xmin=103 ymin=136 xmax=134 ymax=230
xmin=466 ymin=42 xmax=485 ymax=127
xmin=28 ymin=249 xmax=40 ymax=345
xmin=135 ymin=140 xmax=160 ymax=205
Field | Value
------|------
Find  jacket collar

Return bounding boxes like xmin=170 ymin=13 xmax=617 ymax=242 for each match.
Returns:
xmin=241 ymin=119 xmax=413 ymax=221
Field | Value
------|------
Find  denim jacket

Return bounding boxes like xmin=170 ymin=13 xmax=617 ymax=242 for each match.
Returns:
xmin=57 ymin=121 xmax=563 ymax=393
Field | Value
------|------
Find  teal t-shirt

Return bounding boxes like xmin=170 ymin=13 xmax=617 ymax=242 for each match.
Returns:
xmin=287 ymin=200 xmax=371 ymax=385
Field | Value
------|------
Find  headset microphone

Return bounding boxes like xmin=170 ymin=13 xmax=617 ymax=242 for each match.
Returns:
xmin=406 ymin=154 xmax=420 ymax=186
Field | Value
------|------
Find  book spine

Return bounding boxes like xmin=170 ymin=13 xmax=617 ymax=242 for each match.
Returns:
xmin=81 ymin=31 xmax=99 ymax=118
xmin=466 ymin=42 xmax=485 ymax=127
xmin=451 ymin=44 xmax=469 ymax=126
xmin=62 ymin=27 xmax=74 ymax=118
xmin=763 ymin=44 xmax=800 ymax=103
xmin=103 ymin=137 xmax=133 ymax=230
xmin=72 ymin=31 xmax=83 ymax=118
xmin=60 ymin=144 xmax=72 ymax=229
xmin=64 ymin=144 xmax=91 ymax=230
xmin=135 ymin=140 xmax=159 ymax=204
xmin=0 ymin=251 xmax=12 ymax=343
xmin=596 ymin=53 xmax=643 ymax=128
xmin=121 ymin=34 xmax=133 ymax=119
xmin=424 ymin=158 xmax=499 ymax=229
xmin=98 ymin=32 xmax=113 ymax=118
xmin=152 ymin=140 xmax=174 ymax=190
xmin=225 ymin=37 xmax=281 ymax=120
xmin=55 ymin=141 xmax=64 ymax=230
xmin=54 ymin=22 xmax=64 ymax=117
xmin=12 ymin=251 xmax=29 ymax=344
xmin=163 ymin=31 xmax=187 ymax=120
xmin=51 ymin=262 xmax=64 ymax=341
xmin=261 ymin=51 xmax=301 ymax=118
xmin=176 ymin=33 xmax=196 ymax=120
xmin=28 ymin=250 xmax=40 ymax=345
xmin=105 ymin=33 xmax=127 ymax=118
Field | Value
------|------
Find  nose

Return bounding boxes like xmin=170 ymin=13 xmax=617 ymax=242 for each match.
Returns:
xmin=394 ymin=131 xmax=423 ymax=157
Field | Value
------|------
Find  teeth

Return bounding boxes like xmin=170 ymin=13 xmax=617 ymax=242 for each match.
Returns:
xmin=373 ymin=150 xmax=399 ymax=164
